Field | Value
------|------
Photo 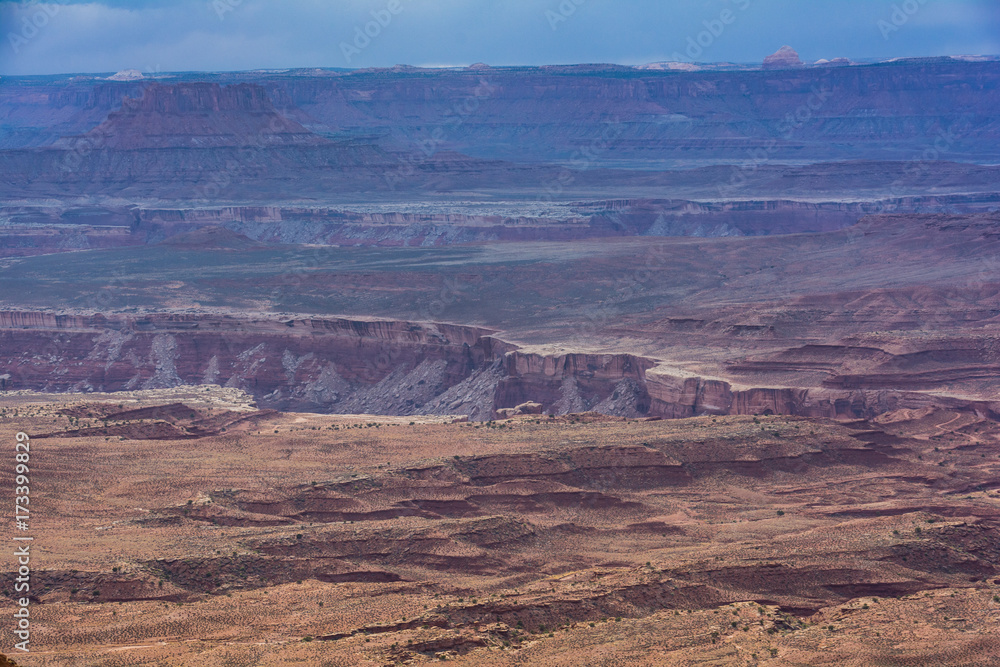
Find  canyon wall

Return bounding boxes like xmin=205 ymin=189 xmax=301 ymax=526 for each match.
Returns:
xmin=1 ymin=311 xmax=993 ymax=421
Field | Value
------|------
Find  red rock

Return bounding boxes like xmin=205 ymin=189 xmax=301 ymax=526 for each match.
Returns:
xmin=1 ymin=311 xmax=996 ymax=422
xmin=763 ymin=46 xmax=803 ymax=69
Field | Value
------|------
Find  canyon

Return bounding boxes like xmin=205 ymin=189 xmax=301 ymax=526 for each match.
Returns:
xmin=1 ymin=55 xmax=999 ymax=665
xmin=1 ymin=310 xmax=997 ymax=423
xmin=2 ymin=208 xmax=998 ymax=423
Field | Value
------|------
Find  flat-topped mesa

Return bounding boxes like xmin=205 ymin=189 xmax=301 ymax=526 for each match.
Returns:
xmin=65 ymin=82 xmax=328 ymax=150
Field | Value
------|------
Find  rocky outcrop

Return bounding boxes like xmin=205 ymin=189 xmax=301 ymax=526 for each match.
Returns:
xmin=496 ymin=401 xmax=543 ymax=418
xmin=0 ymin=312 xmax=494 ymax=414
xmin=495 ymin=352 xmax=656 ymax=417
xmin=763 ymin=46 xmax=803 ymax=69
xmin=0 ymin=224 xmax=140 ymax=258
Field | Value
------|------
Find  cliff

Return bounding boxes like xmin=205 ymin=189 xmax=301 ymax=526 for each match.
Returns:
xmin=1 ymin=311 xmax=993 ymax=421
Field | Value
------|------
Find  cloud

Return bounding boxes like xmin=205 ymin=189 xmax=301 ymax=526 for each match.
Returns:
xmin=0 ymin=0 xmax=997 ymax=75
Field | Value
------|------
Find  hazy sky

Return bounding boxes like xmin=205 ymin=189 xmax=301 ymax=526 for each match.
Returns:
xmin=1 ymin=0 xmax=998 ymax=75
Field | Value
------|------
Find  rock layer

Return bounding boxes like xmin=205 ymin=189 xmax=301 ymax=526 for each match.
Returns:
xmin=1 ymin=311 xmax=995 ymax=421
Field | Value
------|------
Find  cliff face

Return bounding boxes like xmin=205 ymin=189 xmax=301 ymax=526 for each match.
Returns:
xmin=2 ymin=311 xmax=993 ymax=421
xmin=642 ymin=371 xmax=996 ymax=421
xmin=0 ymin=313 xmax=493 ymax=414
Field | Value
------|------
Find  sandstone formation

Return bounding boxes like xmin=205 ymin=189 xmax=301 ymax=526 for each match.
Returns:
xmin=763 ymin=46 xmax=803 ymax=69
xmin=1 ymin=311 xmax=996 ymax=422
xmin=106 ymin=68 xmax=144 ymax=81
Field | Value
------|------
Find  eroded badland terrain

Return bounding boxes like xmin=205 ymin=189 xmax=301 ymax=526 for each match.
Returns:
xmin=1 ymin=55 xmax=1000 ymax=664
xmin=3 ymin=391 xmax=1000 ymax=665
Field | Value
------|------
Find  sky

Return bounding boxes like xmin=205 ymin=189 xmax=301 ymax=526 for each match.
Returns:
xmin=0 ymin=0 xmax=998 ymax=76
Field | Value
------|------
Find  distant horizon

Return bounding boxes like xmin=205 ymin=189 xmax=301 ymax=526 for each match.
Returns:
xmin=2 ymin=0 xmax=998 ymax=76
xmin=5 ymin=52 xmax=1000 ymax=80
